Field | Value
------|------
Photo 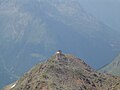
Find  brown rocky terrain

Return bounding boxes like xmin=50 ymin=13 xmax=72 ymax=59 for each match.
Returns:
xmin=3 ymin=51 xmax=120 ymax=90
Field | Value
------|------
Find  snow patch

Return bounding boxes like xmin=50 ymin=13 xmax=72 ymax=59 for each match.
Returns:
xmin=10 ymin=83 xmax=16 ymax=89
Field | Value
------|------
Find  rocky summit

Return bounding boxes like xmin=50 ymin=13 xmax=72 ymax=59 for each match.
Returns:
xmin=3 ymin=51 xmax=120 ymax=90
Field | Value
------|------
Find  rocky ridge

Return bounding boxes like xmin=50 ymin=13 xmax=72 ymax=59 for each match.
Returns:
xmin=3 ymin=51 xmax=120 ymax=90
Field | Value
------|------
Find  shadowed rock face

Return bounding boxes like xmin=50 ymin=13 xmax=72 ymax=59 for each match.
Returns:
xmin=3 ymin=52 xmax=120 ymax=90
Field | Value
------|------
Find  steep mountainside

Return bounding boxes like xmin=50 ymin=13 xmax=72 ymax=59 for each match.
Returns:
xmin=0 ymin=0 xmax=120 ymax=88
xmin=99 ymin=54 xmax=120 ymax=76
xmin=3 ymin=51 xmax=120 ymax=90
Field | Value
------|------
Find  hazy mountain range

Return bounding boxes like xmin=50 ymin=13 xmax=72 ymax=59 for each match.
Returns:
xmin=0 ymin=0 xmax=120 ymax=88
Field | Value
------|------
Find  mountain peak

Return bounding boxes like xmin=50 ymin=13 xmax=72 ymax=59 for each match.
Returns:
xmin=3 ymin=52 xmax=120 ymax=90
xmin=48 ymin=51 xmax=93 ymax=72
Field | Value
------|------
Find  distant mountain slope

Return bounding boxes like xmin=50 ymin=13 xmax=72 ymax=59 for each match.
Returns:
xmin=0 ymin=0 xmax=120 ymax=88
xmin=0 ymin=60 xmax=12 ymax=88
xmin=99 ymin=54 xmax=120 ymax=76
xmin=79 ymin=0 xmax=120 ymax=31
xmin=3 ymin=51 xmax=120 ymax=90
xmin=0 ymin=57 xmax=18 ymax=88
